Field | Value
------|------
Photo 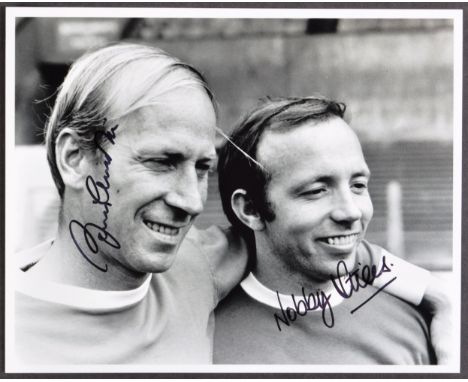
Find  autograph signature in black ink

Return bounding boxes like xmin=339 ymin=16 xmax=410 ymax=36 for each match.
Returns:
xmin=69 ymin=123 xmax=120 ymax=272
xmin=274 ymin=288 xmax=334 ymax=331
xmin=274 ymin=256 xmax=395 ymax=331
xmin=331 ymin=255 xmax=396 ymax=314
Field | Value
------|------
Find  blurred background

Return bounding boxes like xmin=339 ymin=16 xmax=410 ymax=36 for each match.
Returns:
xmin=14 ymin=17 xmax=454 ymax=271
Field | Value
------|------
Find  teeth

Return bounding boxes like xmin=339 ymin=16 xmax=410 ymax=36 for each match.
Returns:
xmin=144 ymin=221 xmax=180 ymax=236
xmin=326 ymin=234 xmax=357 ymax=246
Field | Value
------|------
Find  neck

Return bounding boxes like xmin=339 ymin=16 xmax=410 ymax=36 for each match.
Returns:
xmin=27 ymin=224 xmax=148 ymax=291
xmin=254 ymin=242 xmax=336 ymax=296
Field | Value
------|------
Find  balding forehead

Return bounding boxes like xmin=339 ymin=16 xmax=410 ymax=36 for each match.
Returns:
xmin=103 ymin=58 xmax=212 ymax=122
xmin=257 ymin=118 xmax=364 ymax=174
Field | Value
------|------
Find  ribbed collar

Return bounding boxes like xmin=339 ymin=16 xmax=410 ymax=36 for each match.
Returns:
xmin=240 ymin=272 xmax=345 ymax=310
xmin=15 ymin=240 xmax=152 ymax=312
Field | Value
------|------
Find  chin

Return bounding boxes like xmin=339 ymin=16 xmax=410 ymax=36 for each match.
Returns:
xmin=126 ymin=249 xmax=178 ymax=275
xmin=147 ymin=255 xmax=177 ymax=274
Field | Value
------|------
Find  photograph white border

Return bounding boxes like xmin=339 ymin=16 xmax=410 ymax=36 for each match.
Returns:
xmin=4 ymin=5 xmax=463 ymax=374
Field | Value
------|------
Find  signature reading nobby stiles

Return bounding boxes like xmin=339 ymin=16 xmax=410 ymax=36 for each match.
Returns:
xmin=274 ymin=256 xmax=395 ymax=331
xmin=69 ymin=122 xmax=120 ymax=272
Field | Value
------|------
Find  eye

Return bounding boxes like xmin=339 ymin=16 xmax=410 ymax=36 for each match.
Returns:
xmin=143 ymin=158 xmax=176 ymax=172
xmin=351 ymin=179 xmax=369 ymax=193
xmin=300 ymin=186 xmax=328 ymax=199
xmin=195 ymin=161 xmax=214 ymax=178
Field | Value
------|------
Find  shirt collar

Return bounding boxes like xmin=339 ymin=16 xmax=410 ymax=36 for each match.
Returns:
xmin=16 ymin=240 xmax=152 ymax=312
xmin=240 ymin=272 xmax=345 ymax=311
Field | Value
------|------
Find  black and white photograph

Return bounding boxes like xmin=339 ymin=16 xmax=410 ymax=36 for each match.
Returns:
xmin=4 ymin=4 xmax=463 ymax=375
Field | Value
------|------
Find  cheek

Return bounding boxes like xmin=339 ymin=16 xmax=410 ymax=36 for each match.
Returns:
xmin=290 ymin=202 xmax=328 ymax=229
xmin=116 ymin=171 xmax=168 ymax=196
xmin=199 ymin=178 xmax=209 ymax=202
xmin=361 ymin=194 xmax=374 ymax=223
xmin=274 ymin=212 xmax=317 ymax=237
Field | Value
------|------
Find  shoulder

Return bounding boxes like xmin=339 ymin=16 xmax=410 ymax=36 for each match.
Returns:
xmin=215 ymin=284 xmax=250 ymax=313
xmin=183 ymin=225 xmax=248 ymax=299
xmin=184 ymin=225 xmax=241 ymax=253
xmin=175 ymin=225 xmax=234 ymax=269
xmin=356 ymin=239 xmax=384 ymax=262
xmin=362 ymin=283 xmax=432 ymax=347
xmin=214 ymin=284 xmax=267 ymax=350
xmin=214 ymin=281 xmax=274 ymax=329
xmin=357 ymin=240 xmax=431 ymax=306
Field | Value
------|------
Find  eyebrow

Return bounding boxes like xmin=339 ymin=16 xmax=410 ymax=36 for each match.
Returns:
xmin=291 ymin=169 xmax=371 ymax=192
xmin=353 ymin=169 xmax=372 ymax=178
xmin=135 ymin=146 xmax=217 ymax=161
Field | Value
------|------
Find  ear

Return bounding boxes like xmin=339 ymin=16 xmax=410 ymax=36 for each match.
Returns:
xmin=231 ymin=189 xmax=265 ymax=231
xmin=55 ymin=128 xmax=90 ymax=192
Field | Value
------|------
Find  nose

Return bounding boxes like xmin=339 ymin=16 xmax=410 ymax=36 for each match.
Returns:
xmin=165 ymin=168 xmax=205 ymax=217
xmin=330 ymin=187 xmax=362 ymax=224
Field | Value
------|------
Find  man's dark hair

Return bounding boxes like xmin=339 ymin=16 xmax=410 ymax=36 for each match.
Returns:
xmin=217 ymin=96 xmax=346 ymax=236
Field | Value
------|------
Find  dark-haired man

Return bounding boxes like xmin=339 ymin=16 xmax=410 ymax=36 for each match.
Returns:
xmin=214 ymin=97 xmax=446 ymax=364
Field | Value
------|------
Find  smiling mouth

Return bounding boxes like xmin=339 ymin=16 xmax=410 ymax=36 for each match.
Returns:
xmin=144 ymin=220 xmax=181 ymax=237
xmin=319 ymin=233 xmax=359 ymax=246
